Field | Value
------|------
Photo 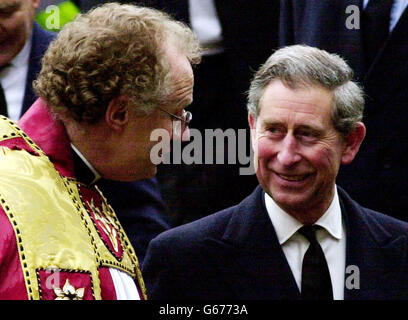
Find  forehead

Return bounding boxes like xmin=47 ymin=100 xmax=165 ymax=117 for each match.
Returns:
xmin=163 ymin=43 xmax=194 ymax=110
xmin=258 ymin=80 xmax=333 ymax=126
xmin=166 ymin=44 xmax=193 ymax=85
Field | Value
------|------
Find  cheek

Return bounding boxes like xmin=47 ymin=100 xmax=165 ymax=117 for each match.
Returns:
xmin=6 ymin=12 xmax=26 ymax=33
xmin=308 ymin=147 xmax=341 ymax=175
xmin=256 ymin=138 xmax=276 ymax=161
xmin=5 ymin=15 xmax=29 ymax=48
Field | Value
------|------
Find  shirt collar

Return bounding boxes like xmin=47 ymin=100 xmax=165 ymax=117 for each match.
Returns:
xmin=71 ymin=143 xmax=101 ymax=186
xmin=265 ymin=186 xmax=343 ymax=245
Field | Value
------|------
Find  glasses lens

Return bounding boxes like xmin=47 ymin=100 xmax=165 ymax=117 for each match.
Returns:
xmin=183 ymin=111 xmax=192 ymax=124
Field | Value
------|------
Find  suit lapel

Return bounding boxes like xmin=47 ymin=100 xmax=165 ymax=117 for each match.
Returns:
xmin=22 ymin=24 xmax=55 ymax=117
xmin=206 ymin=186 xmax=300 ymax=299
xmin=339 ymin=187 xmax=408 ymax=299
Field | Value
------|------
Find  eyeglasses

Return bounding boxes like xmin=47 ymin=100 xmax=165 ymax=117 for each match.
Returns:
xmin=158 ymin=107 xmax=192 ymax=127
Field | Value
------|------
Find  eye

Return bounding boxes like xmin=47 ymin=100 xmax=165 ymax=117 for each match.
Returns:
xmin=296 ymin=129 xmax=320 ymax=143
xmin=265 ymin=125 xmax=286 ymax=139
xmin=0 ymin=5 xmax=20 ymax=17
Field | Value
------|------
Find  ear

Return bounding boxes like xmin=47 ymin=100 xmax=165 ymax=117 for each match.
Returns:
xmin=105 ymin=95 xmax=131 ymax=131
xmin=32 ymin=0 xmax=41 ymax=9
xmin=249 ymin=114 xmax=257 ymax=136
xmin=248 ymin=113 xmax=258 ymax=153
xmin=341 ymin=122 xmax=366 ymax=165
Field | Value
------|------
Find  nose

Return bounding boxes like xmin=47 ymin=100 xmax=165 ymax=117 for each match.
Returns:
xmin=277 ymin=134 xmax=301 ymax=166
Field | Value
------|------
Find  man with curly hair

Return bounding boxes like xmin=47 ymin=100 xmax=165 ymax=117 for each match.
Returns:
xmin=0 ymin=3 xmax=200 ymax=300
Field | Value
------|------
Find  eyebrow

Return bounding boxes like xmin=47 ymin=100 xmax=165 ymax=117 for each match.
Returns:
xmin=295 ymin=125 xmax=324 ymax=136
xmin=0 ymin=2 xmax=21 ymax=11
xmin=262 ymin=120 xmax=324 ymax=132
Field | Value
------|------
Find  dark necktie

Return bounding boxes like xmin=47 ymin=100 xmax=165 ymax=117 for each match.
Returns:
xmin=362 ymin=0 xmax=394 ymax=69
xmin=299 ymin=225 xmax=333 ymax=300
xmin=0 ymin=82 xmax=8 ymax=117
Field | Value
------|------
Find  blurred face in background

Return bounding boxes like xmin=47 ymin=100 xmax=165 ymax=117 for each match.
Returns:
xmin=0 ymin=0 xmax=40 ymax=67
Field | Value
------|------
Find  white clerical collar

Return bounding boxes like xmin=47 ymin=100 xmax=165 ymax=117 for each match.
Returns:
xmin=71 ymin=143 xmax=101 ymax=185
xmin=265 ymin=185 xmax=343 ymax=245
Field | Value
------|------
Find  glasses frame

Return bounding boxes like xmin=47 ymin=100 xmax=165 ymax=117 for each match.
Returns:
xmin=158 ymin=107 xmax=192 ymax=126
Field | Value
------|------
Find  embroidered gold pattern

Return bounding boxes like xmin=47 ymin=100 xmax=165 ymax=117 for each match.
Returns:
xmin=53 ymin=279 xmax=85 ymax=300
xmin=0 ymin=117 xmax=147 ymax=300
xmin=87 ymin=199 xmax=119 ymax=252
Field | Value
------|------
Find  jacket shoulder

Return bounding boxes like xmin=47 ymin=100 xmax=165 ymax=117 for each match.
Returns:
xmin=339 ymin=186 xmax=408 ymax=235
xmin=361 ymin=206 xmax=408 ymax=235
xmin=151 ymin=206 xmax=236 ymax=250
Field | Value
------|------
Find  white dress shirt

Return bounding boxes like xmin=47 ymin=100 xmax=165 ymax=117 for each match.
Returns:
xmin=71 ymin=144 xmax=140 ymax=300
xmin=0 ymin=36 xmax=31 ymax=121
xmin=363 ymin=0 xmax=408 ymax=31
xmin=265 ymin=186 xmax=346 ymax=300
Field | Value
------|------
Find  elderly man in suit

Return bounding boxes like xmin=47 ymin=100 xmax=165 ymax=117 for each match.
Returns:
xmin=280 ymin=0 xmax=408 ymax=222
xmin=0 ymin=0 xmax=54 ymax=119
xmin=143 ymin=45 xmax=408 ymax=300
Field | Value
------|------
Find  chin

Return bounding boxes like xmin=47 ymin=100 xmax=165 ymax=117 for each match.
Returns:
xmin=142 ymin=166 xmax=158 ymax=179
xmin=131 ymin=165 xmax=158 ymax=181
xmin=265 ymin=186 xmax=311 ymax=211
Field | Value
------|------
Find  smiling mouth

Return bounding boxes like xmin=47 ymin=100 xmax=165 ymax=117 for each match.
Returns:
xmin=276 ymin=173 xmax=310 ymax=182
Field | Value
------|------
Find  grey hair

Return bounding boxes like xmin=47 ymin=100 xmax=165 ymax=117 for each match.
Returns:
xmin=247 ymin=45 xmax=364 ymax=136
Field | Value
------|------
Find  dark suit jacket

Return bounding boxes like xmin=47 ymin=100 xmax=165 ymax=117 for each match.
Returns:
xmin=21 ymin=23 xmax=56 ymax=117
xmin=143 ymin=185 xmax=408 ymax=299
xmin=97 ymin=178 xmax=171 ymax=263
xmin=279 ymin=0 xmax=408 ymax=221
xmin=22 ymin=22 xmax=170 ymax=264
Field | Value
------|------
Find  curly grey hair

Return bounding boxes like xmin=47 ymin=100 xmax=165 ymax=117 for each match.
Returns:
xmin=34 ymin=2 xmax=201 ymax=123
